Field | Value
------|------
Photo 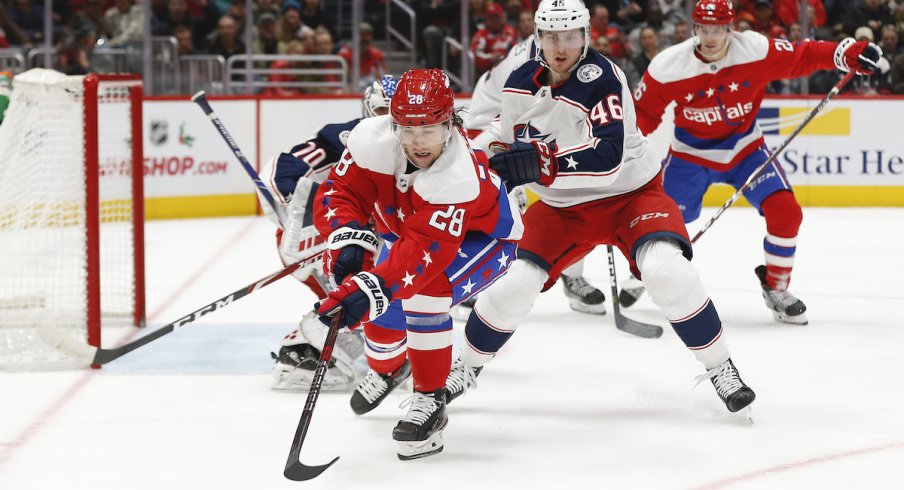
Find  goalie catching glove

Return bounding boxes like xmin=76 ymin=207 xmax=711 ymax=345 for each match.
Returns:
xmin=323 ymin=223 xmax=379 ymax=284
xmin=834 ymin=38 xmax=882 ymax=75
xmin=317 ymin=271 xmax=392 ymax=330
xmin=489 ymin=141 xmax=558 ymax=188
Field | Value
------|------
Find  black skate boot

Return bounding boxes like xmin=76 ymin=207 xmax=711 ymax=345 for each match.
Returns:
xmin=393 ymin=389 xmax=448 ymax=460
xmin=618 ymin=274 xmax=645 ymax=308
xmin=349 ymin=360 xmax=411 ymax=415
xmin=561 ymin=274 xmax=606 ymax=315
xmin=445 ymin=358 xmax=482 ymax=404
xmin=754 ymin=265 xmax=808 ymax=325
xmin=697 ymin=358 xmax=756 ymax=413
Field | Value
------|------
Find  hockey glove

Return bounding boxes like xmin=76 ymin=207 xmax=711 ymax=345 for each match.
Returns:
xmin=323 ymin=223 xmax=379 ymax=285
xmin=834 ymin=38 xmax=883 ymax=75
xmin=316 ymin=272 xmax=392 ymax=330
xmin=489 ymin=141 xmax=558 ymax=188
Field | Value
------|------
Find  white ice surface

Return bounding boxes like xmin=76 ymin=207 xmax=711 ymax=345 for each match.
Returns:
xmin=1 ymin=208 xmax=902 ymax=490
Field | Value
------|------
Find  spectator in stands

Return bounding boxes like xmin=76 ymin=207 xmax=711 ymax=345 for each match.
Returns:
xmin=254 ymin=0 xmax=281 ymax=25
xmin=623 ymin=26 xmax=659 ymax=91
xmin=672 ymin=19 xmax=690 ymax=44
xmin=338 ymin=22 xmax=387 ymax=90
xmin=627 ymin=0 xmax=665 ymax=55
xmin=105 ymin=0 xmax=144 ymax=47
xmin=311 ymin=26 xmax=342 ymax=94
xmin=58 ymin=41 xmax=91 ymax=76
xmin=263 ymin=38 xmax=307 ymax=96
xmin=207 ymin=14 xmax=246 ymax=60
xmin=0 ymin=3 xmax=31 ymax=47
xmin=278 ymin=0 xmax=304 ymax=45
xmin=226 ymin=0 xmax=250 ymax=40
xmin=892 ymin=41 xmax=904 ymax=93
xmin=751 ymin=0 xmax=779 ymax=35
xmin=419 ymin=0 xmax=462 ymax=70
xmin=73 ymin=0 xmax=112 ymax=44
xmin=774 ymin=0 xmax=827 ymax=29
xmin=603 ymin=0 xmax=647 ymax=28
xmin=154 ymin=0 xmax=192 ymax=35
xmin=590 ymin=5 xmax=629 ymax=59
xmin=254 ymin=11 xmax=285 ymax=55
xmin=517 ymin=9 xmax=535 ymax=41
xmin=300 ymin=0 xmax=336 ymax=39
xmin=8 ymin=0 xmax=45 ymax=46
xmin=844 ymin=0 xmax=895 ymax=40
xmin=470 ymin=2 xmax=517 ymax=78
xmin=173 ymin=24 xmax=198 ymax=56
xmin=299 ymin=25 xmax=316 ymax=53
xmin=880 ymin=23 xmax=902 ymax=55
xmin=737 ymin=18 xmax=754 ymax=32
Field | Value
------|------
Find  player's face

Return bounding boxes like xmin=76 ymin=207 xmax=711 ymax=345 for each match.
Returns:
xmin=695 ymin=23 xmax=731 ymax=59
xmin=395 ymin=122 xmax=451 ymax=169
xmin=539 ymin=28 xmax=585 ymax=74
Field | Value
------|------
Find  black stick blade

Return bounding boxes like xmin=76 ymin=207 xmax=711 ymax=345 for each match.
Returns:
xmin=283 ymin=457 xmax=340 ymax=482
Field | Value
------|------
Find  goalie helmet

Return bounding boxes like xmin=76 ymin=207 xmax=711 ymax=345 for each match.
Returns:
xmin=533 ymin=0 xmax=591 ymax=71
xmin=692 ymin=0 xmax=734 ymax=25
xmin=362 ymin=75 xmax=400 ymax=118
xmin=390 ymin=69 xmax=454 ymax=127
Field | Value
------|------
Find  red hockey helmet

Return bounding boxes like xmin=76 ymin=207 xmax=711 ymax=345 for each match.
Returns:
xmin=390 ymin=69 xmax=454 ymax=127
xmin=692 ymin=0 xmax=734 ymax=25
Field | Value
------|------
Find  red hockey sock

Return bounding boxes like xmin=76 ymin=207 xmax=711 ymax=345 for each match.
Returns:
xmin=362 ymin=323 xmax=407 ymax=374
xmin=760 ymin=191 xmax=802 ymax=290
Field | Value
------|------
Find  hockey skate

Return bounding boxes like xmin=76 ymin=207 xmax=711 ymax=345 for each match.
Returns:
xmin=754 ymin=265 xmax=808 ymax=325
xmin=697 ymin=358 xmax=756 ymax=413
xmin=271 ymin=312 xmax=364 ymax=392
xmin=445 ymin=358 xmax=482 ymax=404
xmin=618 ymin=274 xmax=646 ymax=308
xmin=561 ymin=274 xmax=606 ymax=315
xmin=393 ymin=389 xmax=448 ymax=460
xmin=349 ymin=360 xmax=412 ymax=415
xmin=450 ymin=296 xmax=477 ymax=321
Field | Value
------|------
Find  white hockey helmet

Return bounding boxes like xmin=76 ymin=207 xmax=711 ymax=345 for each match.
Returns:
xmin=533 ymin=0 xmax=591 ymax=71
xmin=362 ymin=75 xmax=400 ymax=118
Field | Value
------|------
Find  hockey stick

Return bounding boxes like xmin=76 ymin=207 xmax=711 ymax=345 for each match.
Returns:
xmin=690 ymin=69 xmax=856 ymax=244
xmin=192 ymin=91 xmax=288 ymax=225
xmin=607 ymin=246 xmax=663 ymax=339
xmin=283 ymin=313 xmax=343 ymax=481
xmin=38 ymin=248 xmax=324 ymax=365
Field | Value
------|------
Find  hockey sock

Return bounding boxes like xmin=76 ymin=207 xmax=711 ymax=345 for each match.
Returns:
xmin=406 ymin=319 xmax=453 ymax=393
xmin=760 ymin=191 xmax=802 ymax=291
xmin=363 ymin=323 xmax=408 ymax=374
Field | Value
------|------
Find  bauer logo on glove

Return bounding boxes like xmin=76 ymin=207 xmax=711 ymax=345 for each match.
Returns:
xmin=316 ymin=271 xmax=392 ymax=330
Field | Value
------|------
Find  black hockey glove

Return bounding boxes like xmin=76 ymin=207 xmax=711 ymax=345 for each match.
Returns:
xmin=489 ymin=141 xmax=558 ymax=188
xmin=324 ymin=222 xmax=379 ymax=285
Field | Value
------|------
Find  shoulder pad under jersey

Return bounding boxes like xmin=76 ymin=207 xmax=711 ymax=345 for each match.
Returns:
xmin=344 ymin=115 xmax=399 ymax=176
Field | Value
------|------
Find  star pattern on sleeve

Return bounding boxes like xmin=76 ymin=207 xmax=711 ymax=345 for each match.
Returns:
xmin=402 ymin=271 xmax=415 ymax=287
xmin=461 ymin=278 xmax=476 ymax=295
xmin=422 ymin=251 xmax=432 ymax=266
xmin=396 ymin=208 xmax=405 ymax=221
xmin=497 ymin=250 xmax=510 ymax=270
xmin=324 ymin=207 xmax=337 ymax=220
xmin=565 ymin=156 xmax=579 ymax=169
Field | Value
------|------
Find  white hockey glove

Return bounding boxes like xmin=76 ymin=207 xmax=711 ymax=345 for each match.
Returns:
xmin=834 ymin=38 xmax=883 ymax=75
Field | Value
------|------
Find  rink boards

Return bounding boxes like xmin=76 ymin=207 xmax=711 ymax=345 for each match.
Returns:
xmin=140 ymin=95 xmax=904 ymax=219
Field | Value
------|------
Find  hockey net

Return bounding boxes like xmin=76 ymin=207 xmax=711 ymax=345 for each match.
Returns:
xmin=0 ymin=69 xmax=145 ymax=370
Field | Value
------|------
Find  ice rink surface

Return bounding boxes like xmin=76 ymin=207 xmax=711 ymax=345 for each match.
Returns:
xmin=1 ymin=208 xmax=902 ymax=490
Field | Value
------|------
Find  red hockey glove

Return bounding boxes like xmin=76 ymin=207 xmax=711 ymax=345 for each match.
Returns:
xmin=322 ymin=223 xmax=379 ymax=285
xmin=316 ymin=272 xmax=392 ymax=331
xmin=489 ymin=141 xmax=558 ymax=188
xmin=835 ymin=38 xmax=883 ymax=75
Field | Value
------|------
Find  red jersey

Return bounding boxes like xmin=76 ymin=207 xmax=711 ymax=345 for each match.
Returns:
xmin=313 ymin=116 xmax=523 ymax=300
xmin=471 ymin=24 xmax=518 ymax=72
xmin=633 ymin=31 xmax=838 ymax=169
xmin=338 ymin=44 xmax=387 ymax=79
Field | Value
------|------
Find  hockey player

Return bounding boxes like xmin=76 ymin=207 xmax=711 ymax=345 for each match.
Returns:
xmin=627 ymin=0 xmax=881 ymax=325
xmin=465 ymin=34 xmax=607 ymax=316
xmin=448 ymin=0 xmax=756 ymax=416
xmin=266 ymin=75 xmax=400 ymax=393
xmin=312 ymin=68 xmax=523 ymax=459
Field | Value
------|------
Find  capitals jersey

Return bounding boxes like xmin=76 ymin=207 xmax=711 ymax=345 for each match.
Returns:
xmin=465 ymin=36 xmax=536 ymax=132
xmin=313 ymin=115 xmax=523 ymax=301
xmin=264 ymin=118 xmax=362 ymax=204
xmin=633 ymin=31 xmax=838 ymax=169
xmin=484 ymin=50 xmax=661 ymax=208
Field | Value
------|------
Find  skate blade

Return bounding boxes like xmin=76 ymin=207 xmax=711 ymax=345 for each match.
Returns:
xmin=567 ymin=297 xmax=607 ymax=315
xmin=772 ymin=311 xmax=808 ymax=325
xmin=396 ymin=430 xmax=445 ymax=461
xmin=737 ymin=405 xmax=754 ymax=424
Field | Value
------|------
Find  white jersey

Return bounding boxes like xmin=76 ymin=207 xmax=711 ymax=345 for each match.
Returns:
xmin=487 ymin=51 xmax=661 ymax=208
xmin=464 ymin=36 xmax=536 ymax=132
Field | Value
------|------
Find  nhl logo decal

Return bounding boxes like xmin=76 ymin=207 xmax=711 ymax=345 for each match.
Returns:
xmin=150 ymin=120 xmax=168 ymax=146
xmin=577 ymin=64 xmax=602 ymax=83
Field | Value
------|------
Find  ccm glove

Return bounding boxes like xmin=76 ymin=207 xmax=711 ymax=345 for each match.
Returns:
xmin=835 ymin=38 xmax=883 ymax=75
xmin=316 ymin=272 xmax=392 ymax=330
xmin=489 ymin=141 xmax=558 ymax=188
xmin=323 ymin=223 xmax=379 ymax=284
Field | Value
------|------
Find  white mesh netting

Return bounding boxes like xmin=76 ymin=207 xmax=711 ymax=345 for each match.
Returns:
xmin=0 ymin=69 xmax=139 ymax=370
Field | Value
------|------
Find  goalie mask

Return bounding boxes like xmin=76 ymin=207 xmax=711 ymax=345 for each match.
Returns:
xmin=362 ymin=75 xmax=400 ymax=118
xmin=533 ymin=0 xmax=591 ymax=72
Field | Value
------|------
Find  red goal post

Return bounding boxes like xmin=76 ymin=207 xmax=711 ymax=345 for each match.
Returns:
xmin=0 ymin=69 xmax=145 ymax=370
